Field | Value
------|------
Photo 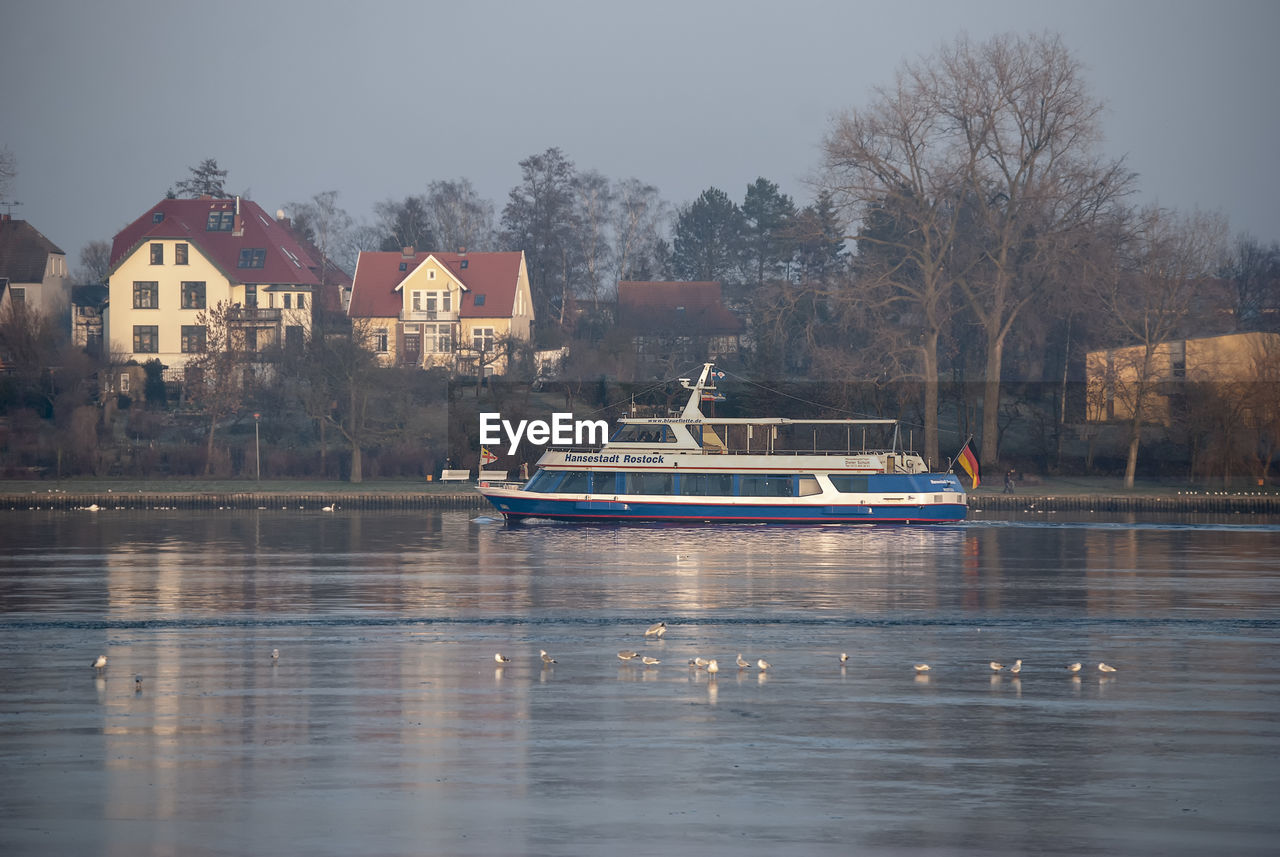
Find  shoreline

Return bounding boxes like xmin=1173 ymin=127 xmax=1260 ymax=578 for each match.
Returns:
xmin=3 ymin=484 xmax=1278 ymax=514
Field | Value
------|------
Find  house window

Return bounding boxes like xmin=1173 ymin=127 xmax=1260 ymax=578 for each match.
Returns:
xmin=152 ymin=212 xmax=165 ymax=223
xmin=133 ymin=325 xmax=159 ymax=353
xmin=245 ymin=284 xmax=257 ymax=307
xmin=297 ymin=293 xmax=305 ymax=309
xmin=133 ymin=281 xmax=159 ymax=309
xmin=181 ymin=325 xmax=207 ymax=353
xmin=474 ymin=294 xmax=486 ymax=307
xmin=428 ymin=270 xmax=435 ymax=280
xmin=399 ymin=261 xmax=407 ymax=272
xmin=375 ymin=328 xmax=389 ymax=352
xmin=411 ymin=291 xmax=423 ymax=313
xmin=237 ymin=248 xmax=266 ymax=268
xmin=9 ymin=287 xmax=24 ymax=306
xmin=150 ymin=243 xmax=164 ymax=265
xmin=206 ymin=211 xmax=234 ymax=231
xmin=472 ymin=327 xmax=495 ymax=352
xmin=283 ymin=294 xmax=292 ymax=309
xmin=181 ymin=281 xmax=206 ymax=309
xmin=176 ymin=243 xmax=188 ymax=265
xmin=119 ymin=373 xmax=130 ymax=393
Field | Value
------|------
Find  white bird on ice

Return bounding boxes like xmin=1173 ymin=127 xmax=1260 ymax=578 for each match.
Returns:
xmin=617 ymin=650 xmax=639 ymax=661
xmin=641 ymin=656 xmax=660 ymax=665
xmin=1010 ymin=659 xmax=1022 ymax=675
xmin=756 ymin=658 xmax=771 ymax=671
xmin=989 ymin=661 xmax=1005 ymax=672
xmin=540 ymin=649 xmax=556 ymax=665
xmin=914 ymin=664 xmax=931 ymax=673
xmin=1098 ymin=662 xmax=1117 ymax=673
xmin=706 ymin=659 xmax=719 ymax=675
xmin=736 ymin=653 xmax=751 ymax=669
xmin=322 ymin=505 xmax=335 ymax=512
xmin=92 ymin=655 xmax=107 ymax=670
xmin=494 ymin=653 xmax=511 ymax=663
xmin=689 ymin=657 xmax=709 ymax=669
xmin=1067 ymin=662 xmax=1082 ymax=673
xmin=840 ymin=652 xmax=849 ymax=665
xmin=644 ymin=622 xmax=667 ymax=638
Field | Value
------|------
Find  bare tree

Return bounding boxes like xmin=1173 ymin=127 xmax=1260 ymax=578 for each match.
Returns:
xmin=1087 ymin=206 xmax=1227 ymax=487
xmin=938 ymin=33 xmax=1133 ymax=467
xmin=571 ymin=169 xmax=614 ymax=311
xmin=822 ymin=59 xmax=980 ymax=467
xmin=76 ymin=240 xmax=112 ymax=285
xmin=611 ymin=178 xmax=669 ymax=285
xmin=426 ymin=179 xmax=496 ymax=253
xmin=187 ymin=301 xmax=245 ymax=476
xmin=287 ymin=190 xmax=354 ymax=286
xmin=0 ymin=143 xmax=15 ymax=202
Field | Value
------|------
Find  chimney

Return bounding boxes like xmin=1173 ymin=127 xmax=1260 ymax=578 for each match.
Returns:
xmin=401 ymin=246 xmax=415 ymax=259
xmin=232 ymin=196 xmax=244 ymax=236
xmin=458 ymin=246 xmax=466 ymax=255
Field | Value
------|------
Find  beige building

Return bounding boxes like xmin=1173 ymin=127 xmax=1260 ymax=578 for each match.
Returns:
xmin=0 ymin=215 xmax=70 ymax=319
xmin=347 ymin=249 xmax=534 ymax=375
xmin=1086 ymin=331 xmax=1280 ymax=424
xmin=107 ymin=198 xmax=330 ymax=369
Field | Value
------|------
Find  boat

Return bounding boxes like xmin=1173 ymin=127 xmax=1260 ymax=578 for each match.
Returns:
xmin=477 ymin=363 xmax=968 ymax=524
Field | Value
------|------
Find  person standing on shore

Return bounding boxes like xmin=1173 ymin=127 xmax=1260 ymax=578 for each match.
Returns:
xmin=1004 ymin=470 xmax=1016 ymax=494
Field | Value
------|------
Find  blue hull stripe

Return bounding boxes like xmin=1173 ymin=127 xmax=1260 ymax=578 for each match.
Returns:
xmin=481 ymin=495 xmax=967 ymax=524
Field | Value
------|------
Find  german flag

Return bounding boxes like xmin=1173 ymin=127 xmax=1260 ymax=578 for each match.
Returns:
xmin=955 ymin=440 xmax=980 ymax=489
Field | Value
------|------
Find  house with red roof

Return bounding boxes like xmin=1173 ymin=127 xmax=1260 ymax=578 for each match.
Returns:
xmin=617 ymin=281 xmax=743 ymax=375
xmin=107 ymin=197 xmax=342 ymax=368
xmin=347 ymin=248 xmax=534 ymax=375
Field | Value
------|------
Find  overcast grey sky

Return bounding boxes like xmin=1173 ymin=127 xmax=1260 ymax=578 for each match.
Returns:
xmin=3 ymin=0 xmax=1277 ymax=267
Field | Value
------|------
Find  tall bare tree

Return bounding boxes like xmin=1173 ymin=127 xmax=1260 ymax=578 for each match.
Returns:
xmin=611 ymin=178 xmax=669 ymax=285
xmin=1087 ymin=206 xmax=1227 ymax=487
xmin=937 ymin=33 xmax=1133 ymax=467
xmin=76 ymin=240 xmax=112 ymax=285
xmin=426 ymin=179 xmax=496 ymax=253
xmin=187 ymin=301 xmax=245 ymax=475
xmin=822 ymin=60 xmax=980 ymax=467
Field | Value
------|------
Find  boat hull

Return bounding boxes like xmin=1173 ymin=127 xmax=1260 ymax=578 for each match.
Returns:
xmin=478 ymin=486 xmax=967 ymax=524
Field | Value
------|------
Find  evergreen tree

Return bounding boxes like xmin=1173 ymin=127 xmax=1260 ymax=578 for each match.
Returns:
xmin=672 ymin=187 xmax=745 ymax=283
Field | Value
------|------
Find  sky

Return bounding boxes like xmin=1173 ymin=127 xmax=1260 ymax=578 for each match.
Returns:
xmin=3 ymin=0 xmax=1278 ymax=271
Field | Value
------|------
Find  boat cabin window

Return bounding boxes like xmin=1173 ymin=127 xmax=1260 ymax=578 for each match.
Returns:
xmin=797 ymin=476 xmax=822 ymax=496
xmin=678 ymin=473 xmax=736 ymax=496
xmin=738 ymin=475 xmax=794 ymax=497
xmin=609 ymin=424 xmax=673 ymax=444
xmin=622 ymin=473 xmax=673 ymax=495
xmin=525 ymin=470 xmax=565 ymax=493
xmin=829 ymin=475 xmax=871 ymax=494
xmin=557 ymin=471 xmax=593 ymax=494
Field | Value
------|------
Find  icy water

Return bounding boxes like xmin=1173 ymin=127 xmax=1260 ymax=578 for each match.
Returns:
xmin=1 ymin=510 xmax=1279 ymax=856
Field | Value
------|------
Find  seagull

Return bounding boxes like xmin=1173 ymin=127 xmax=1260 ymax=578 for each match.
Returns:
xmin=134 ymin=675 xmax=143 ymax=693
xmin=494 ymin=653 xmax=511 ymax=664
xmin=617 ymin=650 xmax=639 ymax=661
xmin=1010 ymin=659 xmax=1022 ymax=675
xmin=914 ymin=663 xmax=931 ymax=673
xmin=756 ymin=658 xmax=771 ymax=671
xmin=736 ymin=653 xmax=751 ymax=669
xmin=644 ymin=621 xmax=667 ymax=638
xmin=840 ymin=652 xmax=849 ymax=665
xmin=641 ymin=656 xmax=660 ymax=665
xmin=689 ymin=657 xmax=709 ymax=669
xmin=1067 ymin=662 xmax=1082 ymax=673
xmin=1098 ymin=662 xmax=1117 ymax=673
xmin=87 ymin=504 xmax=100 ymax=512
xmin=92 ymin=655 xmax=107 ymax=670
xmin=540 ymin=649 xmax=556 ymax=665
xmin=272 ymin=648 xmax=279 ymax=662
xmin=706 ymin=659 xmax=719 ymax=675
xmin=989 ymin=661 xmax=1004 ymax=672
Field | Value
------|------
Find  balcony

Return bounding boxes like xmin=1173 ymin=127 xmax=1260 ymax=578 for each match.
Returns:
xmin=227 ymin=307 xmax=282 ymax=325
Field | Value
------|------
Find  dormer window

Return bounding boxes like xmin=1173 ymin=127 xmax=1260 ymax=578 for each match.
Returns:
xmin=474 ymin=294 xmax=485 ymax=307
xmin=237 ymin=248 xmax=266 ymax=268
xmin=399 ymin=262 xmax=407 ymax=272
xmin=206 ymin=211 xmax=234 ymax=231
xmin=152 ymin=212 xmax=165 ymax=223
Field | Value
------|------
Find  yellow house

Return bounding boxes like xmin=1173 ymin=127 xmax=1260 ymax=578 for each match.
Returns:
xmin=1086 ymin=331 xmax=1280 ymax=424
xmin=107 ymin=198 xmax=329 ymax=369
xmin=347 ymin=248 xmax=534 ymax=375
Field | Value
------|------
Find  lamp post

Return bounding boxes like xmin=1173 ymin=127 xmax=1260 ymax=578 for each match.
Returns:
xmin=254 ymin=413 xmax=261 ymax=481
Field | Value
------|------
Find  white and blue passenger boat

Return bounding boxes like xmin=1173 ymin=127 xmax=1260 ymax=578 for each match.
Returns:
xmin=478 ymin=364 xmax=968 ymax=524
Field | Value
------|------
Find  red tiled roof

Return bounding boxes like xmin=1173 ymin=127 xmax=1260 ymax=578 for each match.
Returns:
xmin=617 ymin=281 xmax=743 ymax=335
xmin=348 ymin=250 xmax=524 ymax=319
xmin=109 ymin=198 xmax=322 ymax=287
xmin=0 ymin=218 xmax=64 ymax=283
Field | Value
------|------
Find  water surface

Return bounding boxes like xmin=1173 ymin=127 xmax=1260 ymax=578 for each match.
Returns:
xmin=2 ymin=510 xmax=1278 ymax=855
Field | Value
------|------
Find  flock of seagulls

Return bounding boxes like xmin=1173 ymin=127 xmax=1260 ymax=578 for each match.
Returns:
xmin=910 ymin=658 xmax=1117 ymax=676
